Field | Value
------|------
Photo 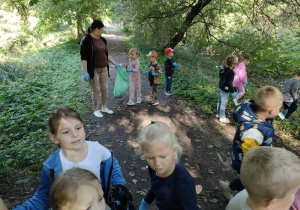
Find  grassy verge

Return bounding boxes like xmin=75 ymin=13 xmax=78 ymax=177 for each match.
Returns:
xmin=124 ymin=33 xmax=300 ymax=146
xmin=0 ymin=37 xmax=90 ymax=179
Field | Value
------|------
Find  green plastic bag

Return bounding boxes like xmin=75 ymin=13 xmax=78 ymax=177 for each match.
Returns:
xmin=113 ymin=66 xmax=130 ymax=98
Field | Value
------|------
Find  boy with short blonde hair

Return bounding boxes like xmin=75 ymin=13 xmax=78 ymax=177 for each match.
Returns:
xmin=146 ymin=51 xmax=162 ymax=105
xmin=226 ymin=146 xmax=300 ymax=210
xmin=220 ymin=86 xmax=284 ymax=200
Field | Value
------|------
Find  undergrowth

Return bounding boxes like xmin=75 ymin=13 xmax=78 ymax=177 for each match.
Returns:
xmin=0 ymin=38 xmax=89 ymax=177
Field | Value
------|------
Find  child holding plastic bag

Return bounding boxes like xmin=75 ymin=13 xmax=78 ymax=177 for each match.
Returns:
xmin=126 ymin=48 xmax=142 ymax=105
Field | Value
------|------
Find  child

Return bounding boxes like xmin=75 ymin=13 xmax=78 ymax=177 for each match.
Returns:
xmin=14 ymin=106 xmax=125 ymax=210
xmin=138 ymin=121 xmax=198 ymax=210
xmin=146 ymin=51 xmax=162 ymax=106
xmin=226 ymin=146 xmax=300 ymax=210
xmin=126 ymin=48 xmax=142 ymax=106
xmin=217 ymin=55 xmax=238 ymax=123
xmin=233 ymin=54 xmax=252 ymax=105
xmin=219 ymin=86 xmax=284 ymax=200
xmin=278 ymin=69 xmax=300 ymax=120
xmin=51 ymin=168 xmax=110 ymax=210
xmin=164 ymin=48 xmax=180 ymax=96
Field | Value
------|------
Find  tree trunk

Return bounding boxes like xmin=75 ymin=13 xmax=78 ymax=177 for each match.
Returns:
xmin=76 ymin=18 xmax=85 ymax=43
xmin=163 ymin=0 xmax=212 ymax=50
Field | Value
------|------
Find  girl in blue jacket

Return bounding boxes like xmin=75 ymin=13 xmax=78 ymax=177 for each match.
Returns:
xmin=14 ymin=106 xmax=125 ymax=210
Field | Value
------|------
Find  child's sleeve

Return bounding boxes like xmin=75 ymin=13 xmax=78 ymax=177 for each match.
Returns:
xmin=155 ymin=64 xmax=162 ymax=78
xmin=144 ymin=187 xmax=155 ymax=204
xmin=13 ymin=166 xmax=52 ymax=210
xmin=228 ymin=70 xmax=235 ymax=93
xmin=240 ymin=128 xmax=264 ymax=156
xmin=177 ymin=175 xmax=198 ymax=209
xmin=290 ymin=81 xmax=299 ymax=101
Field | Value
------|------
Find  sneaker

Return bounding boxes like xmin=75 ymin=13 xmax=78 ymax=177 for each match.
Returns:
xmin=152 ymin=101 xmax=159 ymax=106
xmin=101 ymin=107 xmax=113 ymax=114
xmin=219 ymin=118 xmax=230 ymax=123
xmin=219 ymin=181 xmax=233 ymax=200
xmin=233 ymin=99 xmax=238 ymax=106
xmin=148 ymin=100 xmax=153 ymax=104
xmin=127 ymin=100 xmax=135 ymax=106
xmin=136 ymin=98 xmax=142 ymax=104
xmin=93 ymin=110 xmax=103 ymax=118
xmin=216 ymin=114 xmax=220 ymax=118
xmin=168 ymin=91 xmax=173 ymax=95
xmin=164 ymin=92 xmax=170 ymax=96
xmin=278 ymin=112 xmax=285 ymax=120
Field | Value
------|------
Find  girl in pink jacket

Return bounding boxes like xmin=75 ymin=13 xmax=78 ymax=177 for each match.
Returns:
xmin=233 ymin=54 xmax=251 ymax=105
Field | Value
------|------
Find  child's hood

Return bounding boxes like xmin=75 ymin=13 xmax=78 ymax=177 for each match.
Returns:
xmin=233 ymin=99 xmax=273 ymax=128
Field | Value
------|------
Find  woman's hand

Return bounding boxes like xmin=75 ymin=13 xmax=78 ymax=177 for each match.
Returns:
xmin=115 ymin=62 xmax=121 ymax=68
xmin=82 ymin=70 xmax=90 ymax=81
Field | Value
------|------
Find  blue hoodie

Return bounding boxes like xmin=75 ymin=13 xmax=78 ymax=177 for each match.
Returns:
xmin=14 ymin=148 xmax=125 ymax=210
xmin=231 ymin=99 xmax=274 ymax=170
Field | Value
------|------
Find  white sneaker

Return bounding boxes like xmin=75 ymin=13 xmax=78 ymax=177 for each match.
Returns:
xmin=93 ymin=110 xmax=103 ymax=118
xmin=127 ymin=100 xmax=135 ymax=106
xmin=219 ymin=118 xmax=230 ymax=123
xmin=216 ymin=114 xmax=220 ymax=118
xmin=101 ymin=107 xmax=113 ymax=114
xmin=136 ymin=98 xmax=142 ymax=104
xmin=233 ymin=99 xmax=238 ymax=106
xmin=219 ymin=181 xmax=233 ymax=200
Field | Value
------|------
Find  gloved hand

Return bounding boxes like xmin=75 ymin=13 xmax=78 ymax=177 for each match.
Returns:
xmin=232 ymin=92 xmax=237 ymax=99
xmin=115 ymin=62 xmax=121 ymax=68
xmin=151 ymin=72 xmax=156 ymax=76
xmin=82 ymin=70 xmax=90 ymax=81
xmin=243 ymin=81 xmax=248 ymax=85
xmin=139 ymin=199 xmax=149 ymax=210
xmin=125 ymin=68 xmax=133 ymax=73
xmin=145 ymin=70 xmax=149 ymax=75
xmin=173 ymin=62 xmax=180 ymax=68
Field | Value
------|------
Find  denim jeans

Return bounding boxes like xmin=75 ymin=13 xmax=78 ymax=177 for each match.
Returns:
xmin=217 ymin=88 xmax=229 ymax=118
xmin=165 ymin=74 xmax=173 ymax=92
xmin=283 ymin=100 xmax=298 ymax=119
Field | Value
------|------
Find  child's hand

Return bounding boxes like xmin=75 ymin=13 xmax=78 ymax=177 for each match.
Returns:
xmin=125 ymin=68 xmax=133 ymax=73
xmin=82 ymin=70 xmax=90 ymax=81
xmin=151 ymin=72 xmax=156 ymax=76
xmin=145 ymin=71 xmax=149 ymax=75
xmin=115 ymin=62 xmax=121 ymax=68
xmin=173 ymin=62 xmax=180 ymax=68
xmin=232 ymin=92 xmax=237 ymax=99
xmin=139 ymin=199 xmax=149 ymax=210
xmin=243 ymin=81 xmax=248 ymax=85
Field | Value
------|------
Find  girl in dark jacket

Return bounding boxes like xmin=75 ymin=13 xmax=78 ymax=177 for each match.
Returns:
xmin=216 ymin=55 xmax=238 ymax=123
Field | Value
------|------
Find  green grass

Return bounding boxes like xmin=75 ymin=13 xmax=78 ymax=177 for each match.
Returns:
xmin=0 ymin=37 xmax=90 ymax=176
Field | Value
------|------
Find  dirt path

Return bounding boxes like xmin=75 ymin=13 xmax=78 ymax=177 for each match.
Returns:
xmin=83 ymin=29 xmax=239 ymax=209
xmin=2 ymin=29 xmax=239 ymax=209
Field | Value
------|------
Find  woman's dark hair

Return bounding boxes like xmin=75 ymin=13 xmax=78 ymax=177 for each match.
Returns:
xmin=87 ymin=20 xmax=104 ymax=33
xmin=48 ymin=106 xmax=83 ymax=135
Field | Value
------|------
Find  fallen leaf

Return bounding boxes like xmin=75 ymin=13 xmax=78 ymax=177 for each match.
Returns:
xmin=132 ymin=179 xmax=137 ymax=184
xmin=210 ymin=198 xmax=218 ymax=203
xmin=129 ymin=171 xmax=135 ymax=176
xmin=196 ymin=185 xmax=203 ymax=194
xmin=141 ymin=167 xmax=147 ymax=171
xmin=207 ymin=145 xmax=214 ymax=149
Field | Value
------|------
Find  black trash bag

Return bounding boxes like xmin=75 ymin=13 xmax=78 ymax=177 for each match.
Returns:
xmin=107 ymin=184 xmax=137 ymax=210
